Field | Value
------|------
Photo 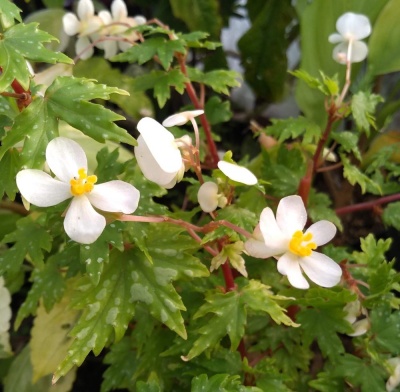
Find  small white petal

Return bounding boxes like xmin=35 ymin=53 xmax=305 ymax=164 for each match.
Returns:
xmin=98 ymin=10 xmax=112 ymax=25
xmin=63 ymin=13 xmax=80 ymax=36
xmin=88 ymin=181 xmax=140 ymax=214
xmin=387 ymin=358 xmax=400 ymax=392
xmin=333 ymin=41 xmax=368 ymax=63
xmin=77 ymin=0 xmax=95 ymax=20
xmin=75 ymin=36 xmax=94 ymax=59
xmin=306 ymin=220 xmax=336 ymax=246
xmin=162 ymin=110 xmax=204 ymax=127
xmin=348 ymin=318 xmax=369 ymax=337
xmin=64 ymin=196 xmax=106 ymax=244
xmin=46 ymin=137 xmax=88 ymax=182
xmin=197 ymin=181 xmax=219 ymax=213
xmin=134 ymin=15 xmax=147 ymax=25
xmin=336 ymin=12 xmax=371 ymax=41
xmin=276 ymin=195 xmax=307 ymax=236
xmin=111 ymin=0 xmax=128 ymax=21
xmin=135 ymin=135 xmax=178 ymax=187
xmin=244 ymin=237 xmax=276 ymax=259
xmin=259 ymin=207 xmax=289 ymax=254
xmin=137 ymin=117 xmax=183 ymax=173
xmin=299 ymin=252 xmax=342 ymax=288
xmin=16 ymin=170 xmax=71 ymax=207
xmin=328 ymin=33 xmax=344 ymax=44
xmin=217 ymin=161 xmax=257 ymax=185
xmin=277 ymin=252 xmax=310 ymax=289
xmin=102 ymin=40 xmax=119 ymax=59
xmin=84 ymin=16 xmax=103 ymax=35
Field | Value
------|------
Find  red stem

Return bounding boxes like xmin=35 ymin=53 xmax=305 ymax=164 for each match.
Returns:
xmin=335 ymin=193 xmax=400 ymax=215
xmin=177 ymin=55 xmax=220 ymax=167
xmin=221 ymin=260 xmax=236 ymax=291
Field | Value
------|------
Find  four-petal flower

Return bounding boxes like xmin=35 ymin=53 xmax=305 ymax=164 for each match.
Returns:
xmin=16 ymin=137 xmax=140 ymax=244
xmin=245 ymin=195 xmax=342 ymax=289
xmin=329 ymin=12 xmax=371 ymax=64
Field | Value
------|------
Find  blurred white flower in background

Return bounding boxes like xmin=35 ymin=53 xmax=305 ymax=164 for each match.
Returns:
xmin=329 ymin=12 xmax=371 ymax=64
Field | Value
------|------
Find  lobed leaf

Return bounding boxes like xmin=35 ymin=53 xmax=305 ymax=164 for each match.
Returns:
xmin=0 ymin=0 xmax=22 ymax=29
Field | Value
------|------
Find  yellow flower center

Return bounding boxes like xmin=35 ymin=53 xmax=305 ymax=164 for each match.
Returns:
xmin=289 ymin=230 xmax=317 ymax=257
xmin=70 ymin=168 xmax=97 ymax=196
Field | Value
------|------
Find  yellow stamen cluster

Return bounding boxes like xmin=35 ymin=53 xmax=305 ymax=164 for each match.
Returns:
xmin=289 ymin=230 xmax=317 ymax=257
xmin=70 ymin=168 xmax=97 ymax=196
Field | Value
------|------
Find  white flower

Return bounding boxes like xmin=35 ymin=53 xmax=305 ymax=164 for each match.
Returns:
xmin=329 ymin=12 xmax=371 ymax=64
xmin=218 ymin=161 xmax=257 ymax=185
xmin=135 ymin=117 xmax=190 ymax=189
xmin=16 ymin=137 xmax=140 ymax=244
xmin=387 ymin=358 xmax=400 ymax=392
xmin=162 ymin=110 xmax=204 ymax=127
xmin=63 ymin=0 xmax=104 ymax=59
xmin=245 ymin=195 xmax=342 ymax=289
xmin=98 ymin=0 xmax=146 ymax=58
xmin=197 ymin=181 xmax=227 ymax=213
xmin=343 ymin=299 xmax=369 ymax=336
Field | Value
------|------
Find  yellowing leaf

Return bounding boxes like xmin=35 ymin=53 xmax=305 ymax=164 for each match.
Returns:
xmin=30 ymin=294 xmax=79 ymax=382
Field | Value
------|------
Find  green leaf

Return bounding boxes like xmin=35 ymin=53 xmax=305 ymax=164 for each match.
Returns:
xmin=341 ymin=154 xmax=381 ymax=194
xmin=0 ymin=216 xmax=52 ymax=274
xmin=238 ymin=0 xmax=293 ymax=101
xmin=382 ymin=201 xmax=400 ymax=230
xmin=80 ymin=222 xmax=124 ymax=285
xmin=242 ymin=280 xmax=298 ymax=327
xmin=0 ymin=0 xmax=22 ymax=29
xmin=112 ymin=37 xmax=186 ymax=70
xmin=368 ymin=0 xmax=400 ymax=75
xmin=308 ymin=191 xmax=343 ymax=231
xmin=101 ymin=337 xmax=137 ymax=392
xmin=184 ymin=290 xmax=246 ymax=361
xmin=134 ymin=69 xmax=188 ymax=108
xmin=0 ymin=148 xmax=20 ymax=199
xmin=351 ymin=91 xmax=383 ymax=134
xmin=178 ymin=32 xmax=220 ymax=50
xmin=187 ymin=67 xmax=241 ymax=95
xmin=295 ymin=287 xmax=356 ymax=309
xmin=73 ymin=57 xmax=154 ymax=120
xmin=0 ymin=23 xmax=72 ymax=92
xmin=297 ymin=307 xmax=350 ymax=360
xmin=331 ymin=131 xmax=361 ymax=160
xmin=352 ymin=233 xmax=391 ymax=267
xmin=204 ymin=96 xmax=232 ymax=125
xmin=15 ymin=258 xmax=65 ymax=329
xmin=264 ymin=116 xmax=322 ymax=145
xmin=0 ymin=77 xmax=134 ymax=167
xmin=170 ymin=0 xmax=223 ymax=39
xmin=371 ymin=306 xmax=400 ymax=355
xmin=333 ymin=354 xmax=386 ymax=392
xmin=290 ymin=70 xmax=339 ymax=96
xmin=191 ymin=373 xmax=262 ymax=392
xmin=128 ymin=247 xmax=188 ymax=339
xmin=54 ymin=250 xmax=137 ymax=382
xmin=136 ymin=379 xmax=162 ymax=392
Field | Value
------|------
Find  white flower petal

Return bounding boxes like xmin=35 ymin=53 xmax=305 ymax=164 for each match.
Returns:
xmin=217 ymin=161 xmax=257 ymax=185
xmin=77 ymin=0 xmax=95 ymax=20
xmin=84 ymin=16 xmax=103 ymax=35
xmin=333 ymin=41 xmax=368 ymax=64
xmin=88 ymin=180 xmax=140 ymax=214
xmin=111 ymin=0 xmax=128 ymax=21
xmin=102 ymin=40 xmax=119 ymax=59
xmin=387 ymin=358 xmax=400 ymax=392
xmin=348 ymin=318 xmax=369 ymax=337
xmin=197 ymin=181 xmax=219 ymax=213
xmin=162 ymin=110 xmax=204 ymax=127
xmin=299 ymin=252 xmax=342 ymax=288
xmin=277 ymin=252 xmax=310 ymax=289
xmin=16 ymin=170 xmax=71 ymax=207
xmin=328 ymin=33 xmax=344 ymax=44
xmin=64 ymin=196 xmax=106 ymax=244
xmin=134 ymin=15 xmax=147 ymax=25
xmin=276 ymin=195 xmax=307 ymax=236
xmin=259 ymin=207 xmax=289 ymax=254
xmin=98 ymin=10 xmax=112 ymax=25
xmin=46 ymin=137 xmax=88 ymax=182
xmin=306 ymin=220 xmax=336 ymax=246
xmin=63 ymin=13 xmax=80 ymax=36
xmin=244 ymin=237 xmax=276 ymax=259
xmin=137 ymin=117 xmax=183 ymax=173
xmin=75 ymin=36 xmax=94 ymax=59
xmin=135 ymin=135 xmax=178 ymax=187
xmin=336 ymin=12 xmax=371 ymax=41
